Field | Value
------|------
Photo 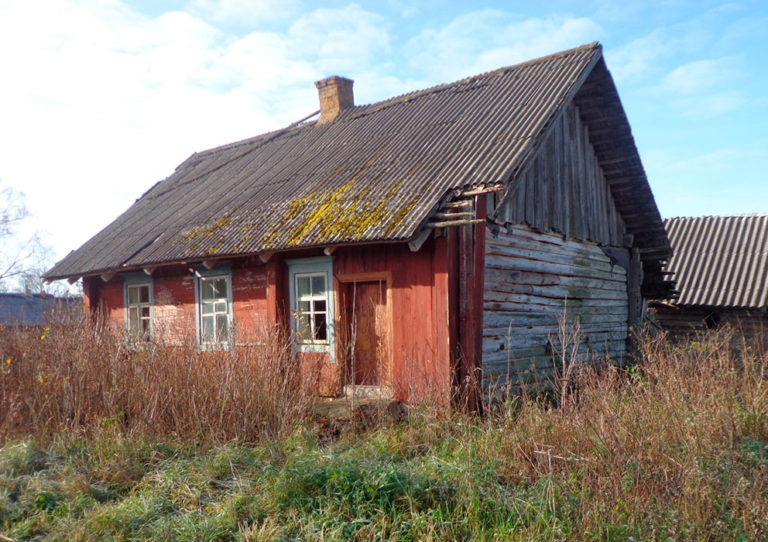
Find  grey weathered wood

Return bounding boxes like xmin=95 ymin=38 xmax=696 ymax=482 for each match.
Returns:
xmin=482 ymin=224 xmax=629 ymax=391
xmin=494 ymin=102 xmax=624 ymax=247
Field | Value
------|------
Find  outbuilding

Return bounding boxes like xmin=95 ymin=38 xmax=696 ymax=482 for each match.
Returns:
xmin=653 ymin=214 xmax=767 ymax=340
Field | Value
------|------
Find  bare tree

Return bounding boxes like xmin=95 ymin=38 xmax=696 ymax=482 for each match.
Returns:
xmin=0 ymin=181 xmax=31 ymax=286
xmin=0 ymin=180 xmax=73 ymax=295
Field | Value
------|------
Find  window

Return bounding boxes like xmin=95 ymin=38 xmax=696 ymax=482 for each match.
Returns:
xmin=295 ymin=273 xmax=329 ymax=343
xmin=123 ymin=275 xmax=152 ymax=340
xmin=288 ymin=257 xmax=335 ymax=359
xmin=195 ymin=267 xmax=233 ymax=349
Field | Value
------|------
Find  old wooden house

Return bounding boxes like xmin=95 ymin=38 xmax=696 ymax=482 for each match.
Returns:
xmin=45 ymin=43 xmax=673 ymax=404
xmin=653 ymin=215 xmax=768 ymax=339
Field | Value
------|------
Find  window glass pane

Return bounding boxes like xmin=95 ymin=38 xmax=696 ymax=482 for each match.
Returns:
xmin=313 ymin=299 xmax=326 ymax=312
xmin=202 ymin=315 xmax=214 ymax=342
xmin=214 ymin=301 xmax=227 ymax=313
xmin=312 ymin=274 xmax=326 ymax=296
xmin=139 ymin=285 xmax=150 ymax=304
xmin=216 ymin=314 xmax=228 ymax=339
xmin=140 ymin=319 xmax=150 ymax=333
xmin=297 ymin=276 xmax=310 ymax=297
xmin=140 ymin=306 xmax=150 ymax=318
xmin=213 ymin=278 xmax=228 ymax=298
xmin=128 ymin=287 xmax=139 ymax=305
xmin=296 ymin=313 xmax=311 ymax=341
xmin=201 ymin=279 xmax=215 ymax=300
xmin=202 ymin=302 xmax=213 ymax=315
xmin=298 ymin=300 xmax=310 ymax=313
xmin=129 ymin=307 xmax=139 ymax=333
xmin=314 ymin=313 xmax=327 ymax=341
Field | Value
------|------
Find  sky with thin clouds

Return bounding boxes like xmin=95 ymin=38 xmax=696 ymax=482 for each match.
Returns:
xmin=0 ymin=0 xmax=766 ymax=271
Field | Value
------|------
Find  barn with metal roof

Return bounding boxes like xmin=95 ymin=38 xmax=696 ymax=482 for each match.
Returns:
xmin=653 ymin=214 xmax=768 ymax=338
xmin=45 ymin=42 xmax=673 ymax=404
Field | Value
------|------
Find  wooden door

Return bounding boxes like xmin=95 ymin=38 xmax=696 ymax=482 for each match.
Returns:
xmin=339 ymin=280 xmax=388 ymax=386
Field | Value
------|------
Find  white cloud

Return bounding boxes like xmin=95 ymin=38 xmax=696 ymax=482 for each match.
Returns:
xmin=0 ymin=0 xmax=396 ymax=263
xmin=186 ymin=0 xmax=301 ymax=26
xmin=605 ymin=31 xmax=669 ymax=83
xmin=288 ymin=4 xmax=391 ymax=73
xmin=678 ymin=91 xmax=747 ymax=119
xmin=661 ymin=58 xmax=734 ymax=94
xmin=404 ymin=11 xmax=602 ymax=82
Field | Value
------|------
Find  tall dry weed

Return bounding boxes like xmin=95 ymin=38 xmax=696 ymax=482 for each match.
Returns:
xmin=486 ymin=326 xmax=768 ymax=537
xmin=0 ymin=309 xmax=319 ymax=444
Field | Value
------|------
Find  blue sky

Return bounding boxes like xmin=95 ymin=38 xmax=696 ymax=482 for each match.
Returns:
xmin=0 ymin=0 xmax=766 ymax=267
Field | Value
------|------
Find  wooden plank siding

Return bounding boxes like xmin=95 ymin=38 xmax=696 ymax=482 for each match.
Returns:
xmin=493 ymin=102 xmax=625 ymax=247
xmin=482 ymin=225 xmax=629 ymax=393
xmin=483 ymin=102 xmax=632 ymax=395
xmin=85 ymin=238 xmax=453 ymax=406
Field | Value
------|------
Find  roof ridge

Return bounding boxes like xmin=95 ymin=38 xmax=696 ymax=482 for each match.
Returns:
xmin=666 ymin=213 xmax=768 ymax=220
xmin=348 ymin=41 xmax=601 ymax=119
xmin=178 ymin=42 xmax=600 ymax=163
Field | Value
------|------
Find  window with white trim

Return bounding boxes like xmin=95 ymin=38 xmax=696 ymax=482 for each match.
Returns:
xmin=124 ymin=276 xmax=152 ymax=340
xmin=195 ymin=268 xmax=233 ymax=348
xmin=288 ymin=257 xmax=335 ymax=359
xmin=295 ymin=273 xmax=329 ymax=343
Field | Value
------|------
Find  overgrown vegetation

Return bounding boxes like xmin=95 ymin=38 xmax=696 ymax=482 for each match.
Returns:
xmin=0 ymin=312 xmax=318 ymax=444
xmin=1 ymin=317 xmax=767 ymax=540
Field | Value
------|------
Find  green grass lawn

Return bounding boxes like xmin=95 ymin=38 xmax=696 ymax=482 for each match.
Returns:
xmin=2 ymin=400 xmax=768 ymax=541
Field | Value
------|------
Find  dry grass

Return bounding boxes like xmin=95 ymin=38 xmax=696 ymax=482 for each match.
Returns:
xmin=0 ymin=310 xmax=319 ymax=445
xmin=1 ymin=318 xmax=768 ymax=539
xmin=482 ymin=327 xmax=768 ymax=538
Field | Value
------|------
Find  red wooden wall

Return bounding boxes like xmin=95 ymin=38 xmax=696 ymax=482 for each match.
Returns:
xmin=82 ymin=236 xmax=458 ymax=406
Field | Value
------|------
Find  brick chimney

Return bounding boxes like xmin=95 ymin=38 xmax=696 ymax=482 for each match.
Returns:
xmin=314 ymin=76 xmax=354 ymax=125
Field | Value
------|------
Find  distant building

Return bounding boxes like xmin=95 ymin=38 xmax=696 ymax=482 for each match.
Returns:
xmin=0 ymin=292 xmax=81 ymax=327
xmin=654 ymin=214 xmax=768 ymax=339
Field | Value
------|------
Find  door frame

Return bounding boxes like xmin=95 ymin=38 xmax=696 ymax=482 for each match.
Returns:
xmin=335 ymin=271 xmax=393 ymax=388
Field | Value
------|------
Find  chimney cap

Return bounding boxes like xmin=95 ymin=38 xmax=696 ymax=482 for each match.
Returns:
xmin=314 ymin=75 xmax=354 ymax=89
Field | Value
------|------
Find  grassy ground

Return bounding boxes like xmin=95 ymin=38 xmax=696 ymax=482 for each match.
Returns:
xmin=2 ymin=322 xmax=768 ymax=540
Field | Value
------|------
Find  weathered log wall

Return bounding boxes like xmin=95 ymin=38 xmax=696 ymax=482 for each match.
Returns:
xmin=492 ymin=102 xmax=625 ymax=246
xmin=654 ymin=305 xmax=768 ymax=343
xmin=482 ymin=225 xmax=629 ymax=393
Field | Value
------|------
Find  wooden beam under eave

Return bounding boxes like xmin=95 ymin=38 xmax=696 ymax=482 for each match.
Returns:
xmin=100 ymin=271 xmax=115 ymax=282
xmin=258 ymin=251 xmax=273 ymax=263
xmin=202 ymin=260 xmax=217 ymax=270
xmin=408 ymin=228 xmax=431 ymax=252
xmin=143 ymin=266 xmax=156 ymax=276
xmin=323 ymin=246 xmax=337 ymax=256
xmin=67 ymin=276 xmax=81 ymax=285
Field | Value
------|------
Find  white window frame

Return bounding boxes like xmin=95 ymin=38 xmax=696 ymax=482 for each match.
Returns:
xmin=123 ymin=273 xmax=153 ymax=341
xmin=194 ymin=265 xmax=233 ymax=350
xmin=287 ymin=256 xmax=335 ymax=362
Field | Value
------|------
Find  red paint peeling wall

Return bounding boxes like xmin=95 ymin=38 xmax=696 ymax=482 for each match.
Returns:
xmin=83 ymin=240 xmax=454 ymax=406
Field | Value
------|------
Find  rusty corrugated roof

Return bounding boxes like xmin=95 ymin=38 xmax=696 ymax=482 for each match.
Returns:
xmin=45 ymin=42 xmax=668 ymax=281
xmin=664 ymin=215 xmax=768 ymax=308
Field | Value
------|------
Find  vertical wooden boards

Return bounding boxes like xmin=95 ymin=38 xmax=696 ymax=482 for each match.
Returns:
xmin=627 ymin=247 xmax=644 ymax=336
xmin=498 ymin=102 xmax=624 ymax=247
xmin=334 ymin=241 xmax=452 ymax=405
xmin=338 ymin=280 xmax=389 ymax=386
xmin=482 ymin=224 xmax=629 ymax=395
xmin=456 ymin=196 xmax=486 ymax=410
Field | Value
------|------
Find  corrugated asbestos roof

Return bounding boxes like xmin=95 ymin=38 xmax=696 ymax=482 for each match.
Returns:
xmin=45 ymin=42 xmax=669 ymax=282
xmin=0 ymin=293 xmax=79 ymax=326
xmin=664 ymin=215 xmax=768 ymax=308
